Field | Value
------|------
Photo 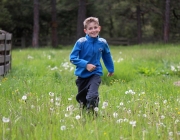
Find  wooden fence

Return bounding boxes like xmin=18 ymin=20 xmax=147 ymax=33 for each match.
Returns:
xmin=0 ymin=30 xmax=12 ymax=76
xmin=106 ymin=38 xmax=129 ymax=46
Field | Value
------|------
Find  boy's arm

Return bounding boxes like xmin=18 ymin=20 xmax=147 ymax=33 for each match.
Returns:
xmin=102 ymin=42 xmax=114 ymax=74
xmin=69 ymin=41 xmax=88 ymax=68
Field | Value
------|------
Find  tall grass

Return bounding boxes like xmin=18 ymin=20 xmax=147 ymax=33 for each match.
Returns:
xmin=0 ymin=44 xmax=180 ymax=140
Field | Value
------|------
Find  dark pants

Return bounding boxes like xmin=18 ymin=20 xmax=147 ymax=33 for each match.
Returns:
xmin=75 ymin=74 xmax=101 ymax=106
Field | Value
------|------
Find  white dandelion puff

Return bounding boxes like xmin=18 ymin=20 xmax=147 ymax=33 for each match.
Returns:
xmin=163 ymin=100 xmax=167 ymax=104
xmin=2 ymin=117 xmax=10 ymax=123
xmin=22 ymin=95 xmax=27 ymax=100
xmin=113 ymin=112 xmax=118 ymax=118
xmin=55 ymin=102 xmax=60 ymax=106
xmin=75 ymin=115 xmax=81 ymax=120
xmin=94 ymin=107 xmax=99 ymax=112
xmin=56 ymin=97 xmax=61 ymax=101
xmin=169 ymin=132 xmax=173 ymax=136
xmin=129 ymin=120 xmax=136 ymax=127
xmin=160 ymin=115 xmax=165 ymax=119
xmin=31 ymin=105 xmax=35 ymax=109
xmin=116 ymin=119 xmax=123 ymax=124
xmin=49 ymin=92 xmax=54 ymax=97
xmin=50 ymin=99 xmax=54 ymax=103
xmin=61 ymin=125 xmax=66 ymax=131
xmin=119 ymin=102 xmax=124 ymax=106
xmin=27 ymin=55 xmax=34 ymax=59
xmin=48 ymin=55 xmax=51 ymax=60
xmin=102 ymin=101 xmax=108 ymax=107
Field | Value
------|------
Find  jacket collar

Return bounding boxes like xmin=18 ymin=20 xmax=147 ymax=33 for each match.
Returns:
xmin=85 ymin=34 xmax=99 ymax=42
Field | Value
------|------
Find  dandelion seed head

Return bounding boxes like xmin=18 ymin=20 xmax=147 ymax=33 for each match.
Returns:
xmin=127 ymin=109 xmax=131 ymax=114
xmin=50 ymin=108 xmax=54 ymax=111
xmin=113 ymin=112 xmax=118 ymax=118
xmin=50 ymin=99 xmax=54 ymax=103
xmin=31 ymin=105 xmax=35 ymax=109
xmin=123 ymin=118 xmax=129 ymax=122
xmin=129 ymin=120 xmax=136 ymax=127
xmin=125 ymin=89 xmax=135 ymax=95
xmin=48 ymin=55 xmax=51 ymax=59
xmin=141 ymin=92 xmax=145 ymax=94
xmin=160 ymin=115 xmax=165 ymax=119
xmin=102 ymin=106 xmax=106 ymax=109
xmin=27 ymin=55 xmax=34 ymax=59
xmin=55 ymin=102 xmax=60 ymax=106
xmin=49 ymin=92 xmax=54 ymax=97
xmin=175 ymin=119 xmax=179 ymax=124
xmin=102 ymin=101 xmax=108 ymax=107
xmin=56 ymin=97 xmax=61 ymax=101
xmin=116 ymin=119 xmax=123 ymax=124
xmin=94 ymin=107 xmax=99 ymax=112
xmin=169 ymin=132 xmax=173 ymax=136
xmin=2 ymin=117 xmax=10 ymax=123
xmin=163 ymin=100 xmax=167 ymax=104
xmin=22 ymin=95 xmax=27 ymax=100
xmin=61 ymin=125 xmax=66 ymax=131
xmin=75 ymin=115 xmax=81 ymax=120
xmin=119 ymin=102 xmax=124 ymax=106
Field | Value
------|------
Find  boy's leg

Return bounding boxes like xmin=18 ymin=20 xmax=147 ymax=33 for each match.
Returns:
xmin=75 ymin=77 xmax=89 ymax=107
xmin=86 ymin=75 xmax=101 ymax=110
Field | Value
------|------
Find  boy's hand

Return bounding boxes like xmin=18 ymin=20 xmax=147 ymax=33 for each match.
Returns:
xmin=107 ymin=72 xmax=114 ymax=77
xmin=86 ymin=64 xmax=96 ymax=72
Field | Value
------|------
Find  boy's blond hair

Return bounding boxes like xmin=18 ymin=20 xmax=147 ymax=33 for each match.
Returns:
xmin=83 ymin=17 xmax=99 ymax=29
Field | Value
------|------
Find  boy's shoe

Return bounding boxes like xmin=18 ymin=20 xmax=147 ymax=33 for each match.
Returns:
xmin=86 ymin=98 xmax=99 ymax=116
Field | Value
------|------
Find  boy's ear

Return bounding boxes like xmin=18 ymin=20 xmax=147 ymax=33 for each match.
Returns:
xmin=84 ymin=29 xmax=87 ymax=34
xmin=99 ymin=26 xmax=101 ymax=31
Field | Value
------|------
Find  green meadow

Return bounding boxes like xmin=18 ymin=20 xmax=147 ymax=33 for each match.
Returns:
xmin=0 ymin=44 xmax=180 ymax=140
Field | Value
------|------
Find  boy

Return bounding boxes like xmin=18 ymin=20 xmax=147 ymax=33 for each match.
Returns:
xmin=69 ymin=17 xmax=114 ymax=112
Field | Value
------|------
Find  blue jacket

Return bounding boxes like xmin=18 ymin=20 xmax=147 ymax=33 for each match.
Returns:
xmin=69 ymin=34 xmax=114 ymax=78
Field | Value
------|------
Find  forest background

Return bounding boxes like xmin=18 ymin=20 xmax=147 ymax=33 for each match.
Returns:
xmin=0 ymin=0 xmax=180 ymax=48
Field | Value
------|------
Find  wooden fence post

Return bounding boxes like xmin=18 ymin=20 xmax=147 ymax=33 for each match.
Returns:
xmin=0 ymin=30 xmax=12 ymax=76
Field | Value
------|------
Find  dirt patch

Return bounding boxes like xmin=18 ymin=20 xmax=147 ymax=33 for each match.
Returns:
xmin=174 ymin=81 xmax=180 ymax=86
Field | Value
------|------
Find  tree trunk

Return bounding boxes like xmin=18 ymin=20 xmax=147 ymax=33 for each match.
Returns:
xmin=32 ymin=0 xmax=39 ymax=48
xmin=164 ymin=0 xmax=170 ymax=43
xmin=51 ymin=0 xmax=58 ymax=48
xmin=136 ymin=0 xmax=142 ymax=44
xmin=77 ymin=0 xmax=86 ymax=39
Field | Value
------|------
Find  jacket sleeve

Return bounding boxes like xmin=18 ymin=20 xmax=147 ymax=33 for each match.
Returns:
xmin=102 ymin=42 xmax=114 ymax=73
xmin=69 ymin=41 xmax=88 ymax=68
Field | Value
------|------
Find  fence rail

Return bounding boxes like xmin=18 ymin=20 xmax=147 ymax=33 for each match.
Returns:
xmin=0 ymin=30 xmax=12 ymax=76
xmin=107 ymin=38 xmax=129 ymax=46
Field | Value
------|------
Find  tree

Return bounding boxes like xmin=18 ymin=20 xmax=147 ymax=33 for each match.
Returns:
xmin=163 ymin=0 xmax=170 ymax=43
xmin=51 ymin=0 xmax=58 ymax=48
xmin=77 ymin=0 xmax=86 ymax=39
xmin=136 ymin=0 xmax=142 ymax=44
xmin=32 ymin=0 xmax=39 ymax=47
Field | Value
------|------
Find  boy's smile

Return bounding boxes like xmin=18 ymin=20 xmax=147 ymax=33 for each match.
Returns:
xmin=84 ymin=22 xmax=101 ymax=38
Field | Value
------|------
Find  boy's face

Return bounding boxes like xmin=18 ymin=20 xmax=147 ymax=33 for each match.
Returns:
xmin=84 ymin=22 xmax=101 ymax=38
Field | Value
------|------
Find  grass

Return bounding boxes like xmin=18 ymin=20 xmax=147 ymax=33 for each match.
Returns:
xmin=0 ymin=44 xmax=180 ymax=140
